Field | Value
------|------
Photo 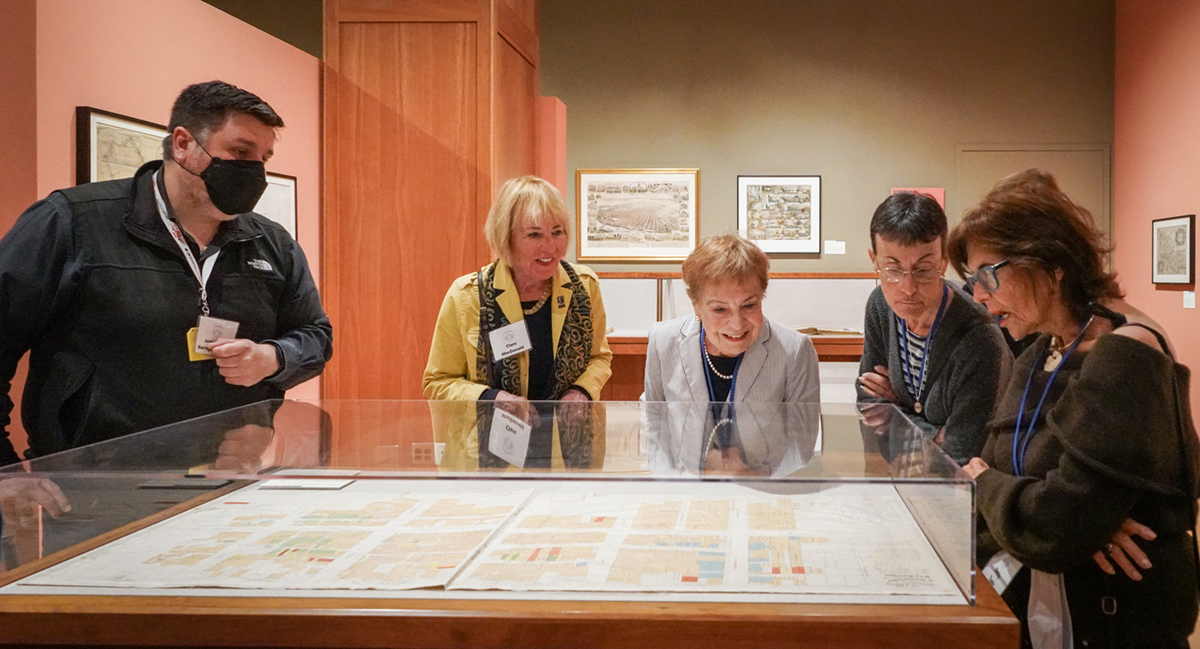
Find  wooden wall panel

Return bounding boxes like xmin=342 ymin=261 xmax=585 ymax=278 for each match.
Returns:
xmin=337 ymin=0 xmax=477 ymax=22
xmin=496 ymin=0 xmax=537 ymax=65
xmin=325 ymin=18 xmax=480 ymax=399
xmin=324 ymin=0 xmax=540 ymax=402
xmin=494 ymin=35 xmax=537 ymax=190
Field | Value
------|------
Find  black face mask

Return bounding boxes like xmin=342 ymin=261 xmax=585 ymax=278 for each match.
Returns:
xmin=182 ymin=141 xmax=268 ymax=215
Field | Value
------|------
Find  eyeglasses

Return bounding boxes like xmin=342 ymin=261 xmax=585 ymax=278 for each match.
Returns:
xmin=875 ymin=265 xmax=941 ymax=284
xmin=964 ymin=259 xmax=1011 ymax=293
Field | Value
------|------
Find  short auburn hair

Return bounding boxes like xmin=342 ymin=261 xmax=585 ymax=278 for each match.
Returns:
xmin=682 ymin=234 xmax=770 ymax=300
xmin=947 ymin=169 xmax=1122 ymax=322
xmin=484 ymin=176 xmax=570 ymax=264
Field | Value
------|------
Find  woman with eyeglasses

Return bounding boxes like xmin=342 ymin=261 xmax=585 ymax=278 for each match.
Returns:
xmin=857 ymin=192 xmax=1012 ymax=466
xmin=948 ymin=169 xmax=1199 ymax=649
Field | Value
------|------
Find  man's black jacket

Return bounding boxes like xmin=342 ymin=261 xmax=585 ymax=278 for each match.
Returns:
xmin=0 ymin=161 xmax=332 ymax=464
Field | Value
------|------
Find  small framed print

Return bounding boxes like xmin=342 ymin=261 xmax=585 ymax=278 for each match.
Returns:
xmin=1152 ymin=214 xmax=1195 ymax=285
xmin=576 ymin=168 xmax=699 ymax=262
xmin=255 ymin=172 xmax=298 ymax=238
xmin=737 ymin=175 xmax=821 ymax=254
xmin=76 ymin=106 xmax=169 ymax=185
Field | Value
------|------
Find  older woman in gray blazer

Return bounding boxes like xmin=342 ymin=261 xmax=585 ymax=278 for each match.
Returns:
xmin=643 ymin=234 xmax=820 ymax=404
xmin=641 ymin=235 xmax=820 ymax=476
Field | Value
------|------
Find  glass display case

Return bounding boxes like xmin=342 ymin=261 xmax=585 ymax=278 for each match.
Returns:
xmin=0 ymin=400 xmax=1018 ymax=648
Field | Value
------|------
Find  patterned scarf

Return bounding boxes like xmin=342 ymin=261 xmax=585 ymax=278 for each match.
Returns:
xmin=473 ymin=260 xmax=596 ymax=468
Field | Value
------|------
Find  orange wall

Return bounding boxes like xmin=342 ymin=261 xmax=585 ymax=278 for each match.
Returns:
xmin=1114 ymin=0 xmax=1200 ymax=410
xmin=35 ymin=0 xmax=320 ymax=284
xmin=1 ymin=0 xmax=322 ymax=457
xmin=536 ymin=96 xmax=567 ymax=197
xmin=0 ymin=0 xmax=37 ymax=459
xmin=0 ymin=0 xmax=37 ymax=233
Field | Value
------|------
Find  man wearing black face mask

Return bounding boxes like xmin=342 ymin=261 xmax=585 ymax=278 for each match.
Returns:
xmin=0 ymin=81 xmax=333 ymax=466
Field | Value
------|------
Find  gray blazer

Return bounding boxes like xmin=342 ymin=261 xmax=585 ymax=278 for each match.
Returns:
xmin=640 ymin=315 xmax=822 ymax=477
xmin=642 ymin=315 xmax=820 ymax=403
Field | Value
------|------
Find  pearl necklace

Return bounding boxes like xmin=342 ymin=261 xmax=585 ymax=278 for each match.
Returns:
xmin=701 ymin=337 xmax=734 ymax=380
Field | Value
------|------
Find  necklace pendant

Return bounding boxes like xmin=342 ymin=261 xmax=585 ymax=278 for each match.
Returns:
xmin=1043 ymin=349 xmax=1063 ymax=372
xmin=914 ymin=401 xmax=922 ymax=414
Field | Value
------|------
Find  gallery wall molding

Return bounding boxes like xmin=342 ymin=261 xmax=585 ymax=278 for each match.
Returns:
xmin=954 ymin=143 xmax=1112 ymax=241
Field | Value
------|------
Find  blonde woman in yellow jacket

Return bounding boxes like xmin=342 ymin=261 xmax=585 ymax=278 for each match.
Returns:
xmin=423 ymin=176 xmax=611 ymax=470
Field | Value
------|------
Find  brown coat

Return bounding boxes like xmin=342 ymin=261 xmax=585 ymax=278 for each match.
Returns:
xmin=976 ymin=332 xmax=1200 ymax=645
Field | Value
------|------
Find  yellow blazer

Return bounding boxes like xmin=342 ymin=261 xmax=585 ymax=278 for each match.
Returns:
xmin=422 ymin=258 xmax=612 ymax=401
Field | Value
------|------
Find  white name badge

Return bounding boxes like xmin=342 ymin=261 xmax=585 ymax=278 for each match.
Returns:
xmin=195 ymin=315 xmax=241 ymax=354
xmin=488 ymin=320 xmax=532 ymax=362
xmin=982 ymin=550 xmax=1022 ymax=594
xmin=488 ymin=408 xmax=531 ymax=468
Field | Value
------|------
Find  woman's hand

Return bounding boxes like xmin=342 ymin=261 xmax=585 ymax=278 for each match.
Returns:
xmin=559 ymin=388 xmax=590 ymax=403
xmin=858 ymin=365 xmax=898 ymax=403
xmin=964 ymin=457 xmax=989 ymax=479
xmin=1093 ymin=518 xmax=1156 ymax=581
xmin=858 ymin=402 xmax=894 ymax=430
xmin=495 ymin=391 xmax=539 ymax=426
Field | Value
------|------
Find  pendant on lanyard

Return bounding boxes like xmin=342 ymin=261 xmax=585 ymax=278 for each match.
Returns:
xmin=899 ymin=284 xmax=949 ymax=415
xmin=1012 ymin=318 xmax=1093 ymax=476
xmin=152 ymin=171 xmax=240 ymax=360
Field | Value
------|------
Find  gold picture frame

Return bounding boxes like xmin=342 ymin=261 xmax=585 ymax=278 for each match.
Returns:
xmin=576 ymin=168 xmax=699 ymax=262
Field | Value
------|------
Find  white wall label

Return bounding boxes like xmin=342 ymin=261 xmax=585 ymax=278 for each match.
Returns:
xmin=824 ymin=240 xmax=846 ymax=255
xmin=1184 ymin=291 xmax=1195 ymax=309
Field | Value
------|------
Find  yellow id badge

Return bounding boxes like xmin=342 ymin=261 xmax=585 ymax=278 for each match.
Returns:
xmin=187 ymin=327 xmax=214 ymax=361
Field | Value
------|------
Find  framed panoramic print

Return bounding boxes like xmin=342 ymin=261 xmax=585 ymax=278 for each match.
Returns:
xmin=255 ymin=172 xmax=298 ymax=238
xmin=576 ymin=168 xmax=699 ymax=262
xmin=1152 ymin=214 xmax=1194 ymax=285
xmin=76 ymin=106 xmax=168 ymax=185
xmin=737 ymin=175 xmax=821 ymax=253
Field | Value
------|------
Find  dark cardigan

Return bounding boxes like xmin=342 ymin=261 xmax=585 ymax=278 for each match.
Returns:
xmin=976 ymin=333 xmax=1200 ymax=646
xmin=857 ymin=281 xmax=1013 ymax=465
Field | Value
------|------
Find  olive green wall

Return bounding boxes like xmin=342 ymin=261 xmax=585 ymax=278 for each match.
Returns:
xmin=540 ymin=0 xmax=1115 ymax=273
xmin=203 ymin=0 xmax=322 ymax=58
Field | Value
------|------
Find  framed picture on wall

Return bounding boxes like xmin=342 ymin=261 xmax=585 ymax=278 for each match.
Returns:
xmin=576 ymin=168 xmax=699 ymax=262
xmin=737 ymin=175 xmax=821 ymax=254
xmin=255 ymin=172 xmax=298 ymax=238
xmin=75 ymin=106 xmax=168 ymax=185
xmin=1152 ymin=214 xmax=1194 ymax=285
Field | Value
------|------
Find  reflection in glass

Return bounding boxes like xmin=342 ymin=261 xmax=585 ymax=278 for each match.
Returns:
xmin=2 ymin=399 xmax=973 ymax=605
xmin=642 ymin=401 xmax=821 ymax=478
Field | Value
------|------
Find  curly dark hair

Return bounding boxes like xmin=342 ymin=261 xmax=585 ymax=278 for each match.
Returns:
xmin=161 ymin=80 xmax=284 ymax=158
xmin=947 ymin=169 xmax=1121 ymax=322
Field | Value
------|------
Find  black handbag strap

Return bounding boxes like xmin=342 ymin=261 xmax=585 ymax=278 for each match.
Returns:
xmin=1168 ymin=363 xmax=1200 ymax=597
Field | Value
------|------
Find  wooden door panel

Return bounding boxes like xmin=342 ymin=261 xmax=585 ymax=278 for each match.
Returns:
xmin=327 ymin=21 xmax=479 ymax=398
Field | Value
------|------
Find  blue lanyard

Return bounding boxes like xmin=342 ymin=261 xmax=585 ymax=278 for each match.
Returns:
xmin=1012 ymin=325 xmax=1089 ymax=476
xmin=699 ymin=325 xmax=742 ymax=403
xmin=898 ymin=284 xmax=949 ymax=409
